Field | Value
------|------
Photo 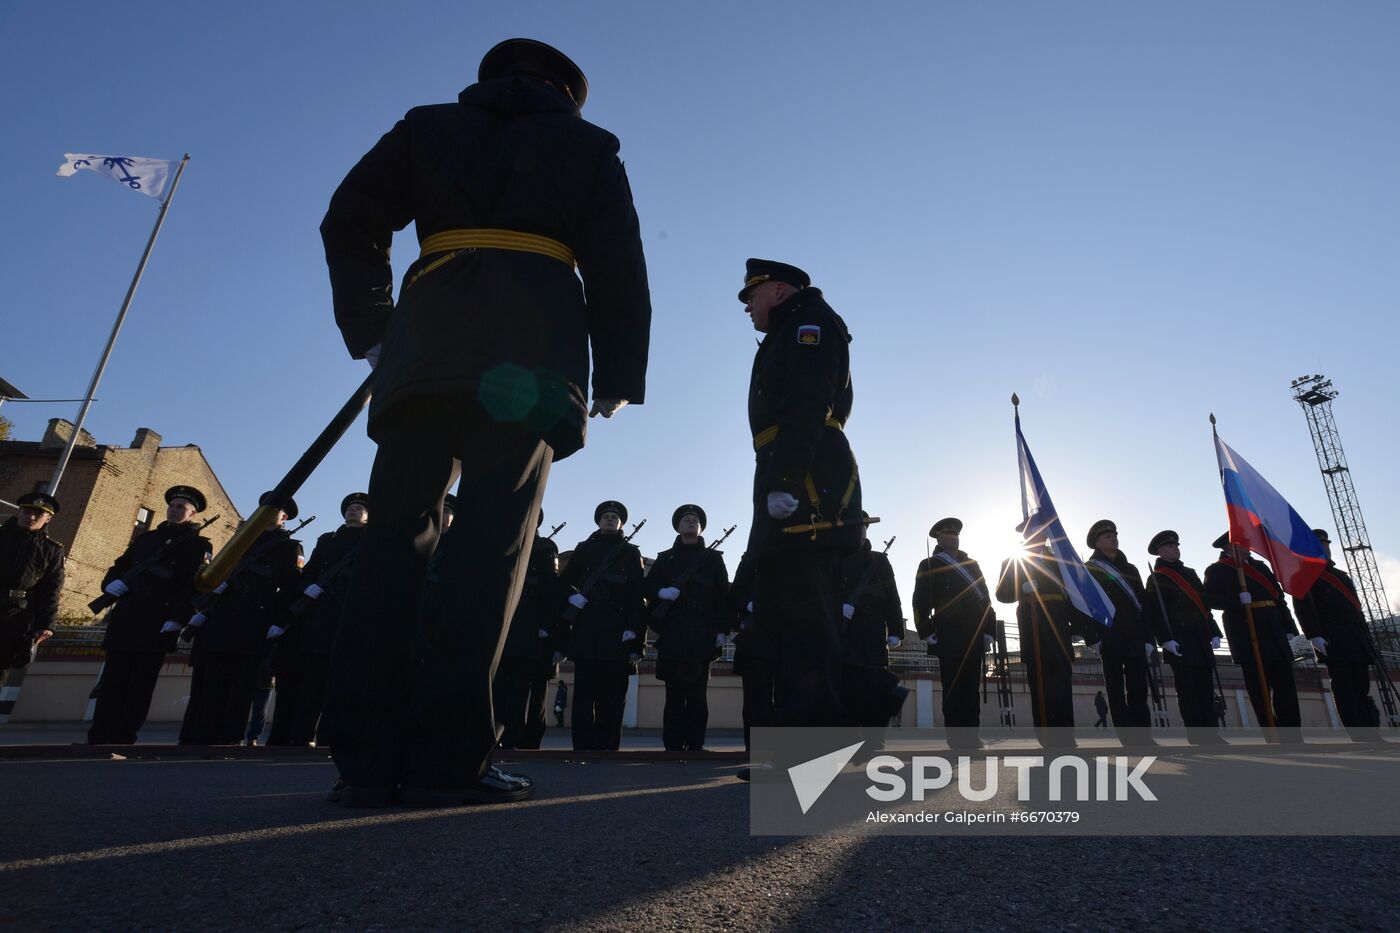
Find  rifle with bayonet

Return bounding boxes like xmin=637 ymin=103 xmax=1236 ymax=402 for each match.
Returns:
xmin=561 ymin=519 xmax=646 ymax=624
xmin=88 ymin=514 xmax=222 ymax=614
xmin=651 ymin=525 xmax=736 ymax=622
xmin=842 ymin=536 xmax=896 ymax=616
xmin=546 ymin=521 xmax=567 ymax=541
xmin=182 ymin=516 xmax=315 ymax=640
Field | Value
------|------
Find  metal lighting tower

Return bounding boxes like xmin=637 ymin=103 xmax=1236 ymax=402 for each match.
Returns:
xmin=1290 ymin=374 xmax=1398 ymax=655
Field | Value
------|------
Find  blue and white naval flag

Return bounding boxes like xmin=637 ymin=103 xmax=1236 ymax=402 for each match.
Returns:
xmin=1014 ymin=408 xmax=1116 ymax=627
xmin=56 ymin=154 xmax=174 ymax=199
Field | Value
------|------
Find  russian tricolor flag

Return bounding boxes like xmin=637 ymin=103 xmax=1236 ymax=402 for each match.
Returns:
xmin=1213 ymin=433 xmax=1328 ymax=597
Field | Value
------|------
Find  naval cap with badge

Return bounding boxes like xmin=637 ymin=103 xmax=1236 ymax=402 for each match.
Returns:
xmin=1147 ymin=530 xmax=1179 ymax=555
xmin=595 ymin=500 xmax=628 ymax=525
xmin=672 ymin=504 xmax=707 ymax=532
xmin=17 ymin=492 xmax=60 ymax=516
xmin=1086 ymin=519 xmax=1117 ymax=549
xmin=340 ymin=492 xmax=370 ymax=516
xmin=259 ymin=490 xmax=299 ymax=522
xmin=929 ymin=517 xmax=962 ymax=537
xmin=165 ymin=485 xmax=207 ymax=513
xmin=738 ymin=258 xmax=810 ymax=302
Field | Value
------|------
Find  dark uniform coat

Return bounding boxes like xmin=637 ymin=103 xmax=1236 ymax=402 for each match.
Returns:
xmin=286 ymin=525 xmax=365 ymax=656
xmin=745 ymin=288 xmax=860 ymax=558
xmin=1294 ymin=562 xmax=1371 ymax=664
xmin=996 ymin=553 xmax=1087 ymax=731
xmin=837 ymin=541 xmax=904 ymax=668
xmin=913 ymin=546 xmax=994 ymax=662
xmin=101 ymin=522 xmax=212 ymax=653
xmin=1145 ymin=559 xmax=1222 ymax=667
xmin=559 ymin=531 xmax=647 ymax=663
xmin=501 ymin=533 xmax=562 ymax=674
xmin=1083 ymin=550 xmax=1153 ymax=658
xmin=728 ymin=552 xmax=776 ymax=675
xmin=647 ymin=537 xmax=730 ymax=679
xmin=193 ymin=529 xmax=302 ymax=660
xmin=1203 ymin=554 xmax=1298 ymax=665
xmin=322 ymin=75 xmax=651 ymax=461
xmin=0 ymin=518 xmax=66 ymax=668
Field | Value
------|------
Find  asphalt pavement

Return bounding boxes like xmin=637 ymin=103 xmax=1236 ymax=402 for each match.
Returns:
xmin=2 ymin=752 xmax=1398 ymax=931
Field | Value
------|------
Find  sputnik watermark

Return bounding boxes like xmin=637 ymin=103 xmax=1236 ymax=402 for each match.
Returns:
xmin=865 ymin=754 xmax=1157 ymax=804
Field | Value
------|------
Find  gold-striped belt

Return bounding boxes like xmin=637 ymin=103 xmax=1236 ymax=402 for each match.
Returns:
xmin=409 ymin=228 xmax=575 ymax=287
xmin=753 ymin=418 xmax=844 ymax=452
xmin=1249 ymin=600 xmax=1277 ymax=609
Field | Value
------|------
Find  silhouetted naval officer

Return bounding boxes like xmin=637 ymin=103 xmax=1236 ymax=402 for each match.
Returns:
xmin=740 ymin=258 xmax=863 ymax=730
xmin=319 ymin=38 xmax=651 ymax=806
xmin=1294 ymin=529 xmax=1380 ymax=735
xmin=913 ymin=517 xmax=995 ymax=744
xmin=1083 ymin=519 xmax=1155 ymax=742
xmin=996 ymin=544 xmax=1086 ymax=744
xmin=493 ymin=509 xmax=562 ymax=749
xmin=0 ymin=493 xmax=64 ymax=684
xmin=1144 ymin=530 xmax=1224 ymax=739
xmin=836 ymin=519 xmax=907 ymax=728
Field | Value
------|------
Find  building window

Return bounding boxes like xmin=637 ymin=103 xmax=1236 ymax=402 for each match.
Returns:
xmin=133 ymin=507 xmax=154 ymax=539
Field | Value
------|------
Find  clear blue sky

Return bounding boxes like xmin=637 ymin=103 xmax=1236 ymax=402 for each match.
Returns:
xmin=4 ymin=1 xmax=1398 ymax=625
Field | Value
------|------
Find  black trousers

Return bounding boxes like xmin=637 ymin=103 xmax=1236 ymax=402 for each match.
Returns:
xmin=572 ymin=659 xmax=630 ymax=750
xmin=1240 ymin=656 xmax=1302 ymax=731
xmin=661 ymin=662 xmax=710 ymax=750
xmin=840 ymin=662 xmax=900 ymax=729
xmin=269 ymin=652 xmax=331 ymax=746
xmin=88 ymin=650 xmax=166 ymax=744
xmin=1020 ymin=621 xmax=1075 ymax=732
xmin=1102 ymin=654 xmax=1151 ymax=730
xmin=494 ymin=656 xmax=550 ymax=749
xmin=754 ymin=550 xmax=844 ymax=727
xmin=180 ymin=652 xmax=262 ymax=745
xmin=321 ymin=417 xmax=551 ymax=790
xmin=937 ymin=645 xmax=984 ymax=729
xmin=1328 ymin=660 xmax=1378 ymax=729
xmin=739 ymin=658 xmax=778 ymax=752
xmin=1170 ymin=662 xmax=1217 ymax=729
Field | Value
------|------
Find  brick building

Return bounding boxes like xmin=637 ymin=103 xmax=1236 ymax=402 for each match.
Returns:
xmin=0 ymin=419 xmax=243 ymax=621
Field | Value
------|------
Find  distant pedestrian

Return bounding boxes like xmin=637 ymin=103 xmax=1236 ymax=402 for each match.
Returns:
xmin=1093 ymin=690 xmax=1109 ymax=729
xmin=1214 ymin=694 xmax=1228 ymax=728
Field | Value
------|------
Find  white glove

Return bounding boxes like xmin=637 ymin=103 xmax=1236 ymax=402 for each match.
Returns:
xmin=766 ymin=491 xmax=800 ymax=520
xmin=842 ymin=603 xmax=855 ymax=620
xmin=1091 ymin=641 xmax=1103 ymax=653
xmin=1210 ymin=636 xmax=1222 ymax=650
xmin=589 ymin=398 xmax=628 ymax=419
xmin=658 ymin=587 xmax=681 ymax=602
xmin=568 ymin=593 xmax=588 ymax=610
xmin=188 ymin=612 xmax=207 ymax=627
xmin=1238 ymin=592 xmax=1252 ymax=606
xmin=1164 ymin=640 xmax=1182 ymax=656
xmin=214 ymin=582 xmax=228 ymax=594
xmin=983 ymin=634 xmax=994 ymax=651
xmin=1021 ymin=581 xmax=1034 ymax=594
xmin=746 ymin=601 xmax=754 ymax=613
xmin=303 ymin=583 xmax=324 ymax=599
xmin=160 ymin=621 xmax=181 ymax=634
xmin=537 ymin=628 xmax=550 ymax=639
xmin=886 ymin=635 xmax=901 ymax=648
xmin=1310 ymin=636 xmax=1328 ymax=655
xmin=1145 ymin=643 xmax=1156 ymax=657
xmin=715 ymin=633 xmax=729 ymax=648
xmin=267 ymin=625 xmax=286 ymax=639
xmin=926 ymin=634 xmax=938 ymax=647
xmin=622 ymin=630 xmax=637 ymax=642
xmin=365 ymin=342 xmax=381 ymax=369
xmin=104 ymin=580 xmax=129 ymax=597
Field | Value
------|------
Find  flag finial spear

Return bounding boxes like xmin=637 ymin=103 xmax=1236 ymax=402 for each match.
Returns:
xmin=1011 ymin=392 xmax=1020 ymax=408
xmin=1209 ymin=412 xmax=1216 ymax=425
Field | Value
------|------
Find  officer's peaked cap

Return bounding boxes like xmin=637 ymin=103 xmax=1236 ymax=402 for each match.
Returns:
xmin=479 ymin=38 xmax=589 ymax=108
xmin=739 ymin=258 xmax=810 ymax=302
xmin=672 ymin=504 xmax=706 ymax=532
xmin=595 ymin=500 xmax=627 ymax=525
xmin=340 ymin=492 xmax=369 ymax=516
xmin=165 ymin=485 xmax=207 ymax=513
xmin=929 ymin=517 xmax=962 ymax=537
xmin=1147 ymin=530 xmax=1179 ymax=555
xmin=1212 ymin=532 xmax=1231 ymax=550
xmin=17 ymin=492 xmax=60 ymax=516
xmin=1086 ymin=519 xmax=1117 ymax=549
xmin=259 ymin=490 xmax=298 ymax=522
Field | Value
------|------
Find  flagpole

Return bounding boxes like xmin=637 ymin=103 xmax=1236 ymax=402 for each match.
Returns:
xmin=1013 ymin=393 xmax=1050 ymax=733
xmin=47 ymin=154 xmax=190 ymax=496
xmin=1211 ymin=414 xmax=1277 ymax=731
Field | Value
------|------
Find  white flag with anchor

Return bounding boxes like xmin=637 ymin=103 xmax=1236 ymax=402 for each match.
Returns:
xmin=57 ymin=153 xmax=174 ymax=199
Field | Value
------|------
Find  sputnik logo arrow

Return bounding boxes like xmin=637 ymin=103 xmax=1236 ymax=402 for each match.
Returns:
xmin=787 ymin=741 xmax=865 ymax=814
